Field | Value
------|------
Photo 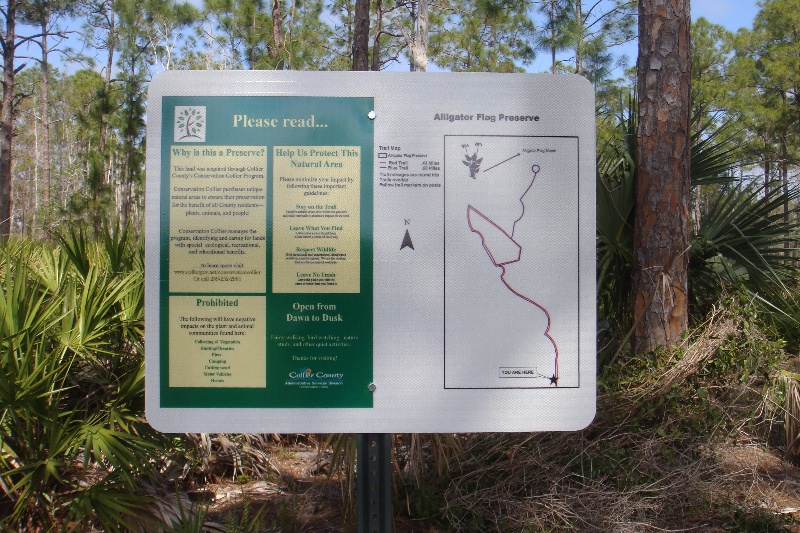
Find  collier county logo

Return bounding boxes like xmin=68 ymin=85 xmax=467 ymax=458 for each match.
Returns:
xmin=286 ymin=367 xmax=344 ymax=388
xmin=174 ymin=106 xmax=206 ymax=142
xmin=289 ymin=368 xmax=315 ymax=380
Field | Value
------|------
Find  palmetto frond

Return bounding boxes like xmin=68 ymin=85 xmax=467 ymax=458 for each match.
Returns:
xmin=596 ymin=96 xmax=799 ymax=361
xmin=691 ymin=184 xmax=800 ymax=305
xmin=0 ymin=230 xmax=165 ymax=529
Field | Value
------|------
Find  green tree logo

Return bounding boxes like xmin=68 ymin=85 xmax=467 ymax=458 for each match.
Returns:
xmin=174 ymin=106 xmax=206 ymax=142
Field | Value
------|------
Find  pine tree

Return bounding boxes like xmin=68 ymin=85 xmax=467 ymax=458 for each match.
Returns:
xmin=632 ymin=0 xmax=692 ymax=354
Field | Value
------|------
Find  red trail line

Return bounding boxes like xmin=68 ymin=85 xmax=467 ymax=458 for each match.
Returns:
xmin=467 ymin=204 xmax=559 ymax=383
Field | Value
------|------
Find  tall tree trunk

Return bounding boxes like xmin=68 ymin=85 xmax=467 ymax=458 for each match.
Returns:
xmin=414 ymin=0 xmax=428 ymax=72
xmin=396 ymin=0 xmax=428 ymax=72
xmin=33 ymin=93 xmax=39 ymax=230
xmin=0 ymin=0 xmax=17 ymax=237
xmin=783 ymin=160 xmax=790 ymax=258
xmin=40 ymin=19 xmax=51 ymax=210
xmin=371 ymin=0 xmax=382 ymax=70
xmin=249 ymin=8 xmax=257 ymax=69
xmin=781 ymin=139 xmax=788 ymax=223
xmin=692 ymin=185 xmax=701 ymax=235
xmin=632 ymin=0 xmax=692 ymax=355
xmin=98 ymin=3 xmax=115 ymax=173
xmin=764 ymin=155 xmax=771 ymax=193
xmin=550 ymin=0 xmax=557 ymax=73
xmin=575 ymin=0 xmax=582 ymax=75
xmin=95 ymin=1 xmax=115 ymax=233
xmin=353 ymin=0 xmax=370 ymax=70
xmin=270 ymin=0 xmax=285 ymax=68
xmin=121 ymin=82 xmax=134 ymax=229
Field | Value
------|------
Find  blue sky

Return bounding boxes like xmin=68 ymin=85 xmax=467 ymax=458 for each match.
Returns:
xmin=526 ymin=0 xmax=762 ymax=75
xmin=179 ymin=0 xmax=763 ymax=29
xmin=176 ymin=0 xmax=762 ymax=33
xmin=693 ymin=0 xmax=760 ymax=31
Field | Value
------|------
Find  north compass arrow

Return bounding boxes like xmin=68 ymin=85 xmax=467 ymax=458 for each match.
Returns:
xmin=401 ymin=229 xmax=415 ymax=250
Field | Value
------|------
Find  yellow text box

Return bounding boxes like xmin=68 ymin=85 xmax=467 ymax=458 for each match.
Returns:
xmin=272 ymin=146 xmax=361 ymax=293
xmin=169 ymin=295 xmax=266 ymax=388
xmin=169 ymin=146 xmax=267 ymax=293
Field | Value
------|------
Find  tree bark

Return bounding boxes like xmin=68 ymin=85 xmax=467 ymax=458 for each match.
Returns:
xmin=395 ymin=0 xmax=427 ymax=72
xmin=764 ymin=155 xmax=771 ymax=193
xmin=370 ymin=0 xmax=382 ymax=71
xmin=549 ymin=0 xmax=557 ymax=73
xmin=270 ymin=0 xmax=284 ymax=68
xmin=352 ymin=0 xmax=370 ymax=70
xmin=0 ymin=0 xmax=18 ymax=237
xmin=94 ymin=1 xmax=115 ymax=234
xmin=414 ymin=0 xmax=428 ymax=72
xmin=248 ymin=7 xmax=258 ymax=68
xmin=98 ymin=1 xmax=114 ymax=172
xmin=40 ymin=18 xmax=51 ymax=209
xmin=575 ymin=0 xmax=583 ymax=75
xmin=632 ymin=0 xmax=692 ymax=355
xmin=121 ymin=73 xmax=134 ymax=229
xmin=782 ymin=137 xmax=789 ymax=224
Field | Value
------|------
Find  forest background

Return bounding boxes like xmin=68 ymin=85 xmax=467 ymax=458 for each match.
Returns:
xmin=4 ymin=0 xmax=800 ymax=530
xmin=0 ymin=0 xmax=770 ymax=236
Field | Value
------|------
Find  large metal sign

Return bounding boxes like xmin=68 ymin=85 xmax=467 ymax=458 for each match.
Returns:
xmin=145 ymin=71 xmax=596 ymax=433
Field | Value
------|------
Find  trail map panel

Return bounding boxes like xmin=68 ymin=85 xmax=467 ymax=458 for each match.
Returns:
xmin=444 ymin=135 xmax=580 ymax=389
xmin=146 ymin=72 xmax=596 ymax=433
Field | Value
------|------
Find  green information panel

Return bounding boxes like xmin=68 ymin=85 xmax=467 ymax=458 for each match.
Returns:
xmin=158 ymin=95 xmax=374 ymax=408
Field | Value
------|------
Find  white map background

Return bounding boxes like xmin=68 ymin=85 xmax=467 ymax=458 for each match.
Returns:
xmin=444 ymin=135 xmax=581 ymax=388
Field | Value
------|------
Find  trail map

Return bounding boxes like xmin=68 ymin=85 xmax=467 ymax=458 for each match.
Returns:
xmin=444 ymin=136 xmax=581 ymax=389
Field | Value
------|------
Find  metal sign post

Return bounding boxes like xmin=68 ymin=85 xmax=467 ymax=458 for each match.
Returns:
xmin=357 ymin=433 xmax=392 ymax=533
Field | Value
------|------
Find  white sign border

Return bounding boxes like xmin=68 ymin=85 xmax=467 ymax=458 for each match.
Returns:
xmin=146 ymin=71 xmax=596 ymax=433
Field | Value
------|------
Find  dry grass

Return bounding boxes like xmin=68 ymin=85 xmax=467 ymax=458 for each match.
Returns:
xmin=443 ymin=425 xmax=725 ymax=531
xmin=442 ymin=302 xmax=800 ymax=532
xmin=623 ymin=302 xmax=740 ymax=402
xmin=780 ymin=372 xmax=800 ymax=460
